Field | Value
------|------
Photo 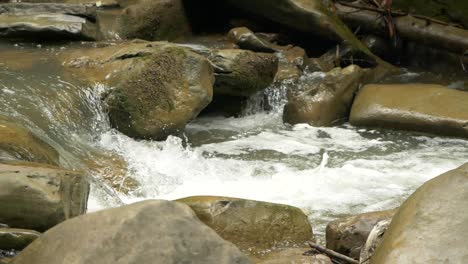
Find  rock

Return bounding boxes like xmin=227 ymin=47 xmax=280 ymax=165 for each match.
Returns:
xmin=350 ymin=84 xmax=468 ymax=138
xmin=227 ymin=27 xmax=278 ymax=53
xmin=177 ymin=196 xmax=313 ymax=252
xmin=208 ymin=49 xmax=278 ymax=97
xmin=226 ymin=0 xmax=385 ymax=66
xmin=0 ymin=162 xmax=89 ymax=232
xmin=62 ymin=41 xmax=214 ymax=140
xmin=359 ymin=219 xmax=390 ymax=263
xmin=118 ymin=0 xmax=191 ymax=41
xmin=13 ymin=200 xmax=251 ymax=264
xmin=0 ymin=3 xmax=98 ymax=40
xmin=0 ymin=229 xmax=40 ymax=250
xmin=283 ymin=65 xmax=366 ymax=126
xmin=253 ymin=249 xmax=332 ymax=264
xmin=275 ymin=46 xmax=307 ymax=82
xmin=0 ymin=116 xmax=59 ymax=165
xmin=370 ymin=163 xmax=468 ymax=264
xmin=326 ymin=209 xmax=396 ymax=260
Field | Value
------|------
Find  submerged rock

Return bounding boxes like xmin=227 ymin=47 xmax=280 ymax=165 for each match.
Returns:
xmin=63 ymin=41 xmax=214 ymax=140
xmin=13 ymin=200 xmax=251 ymax=264
xmin=326 ymin=209 xmax=396 ymax=260
xmin=0 ymin=3 xmax=98 ymax=40
xmin=177 ymin=196 xmax=313 ymax=252
xmin=208 ymin=49 xmax=278 ymax=97
xmin=370 ymin=163 xmax=468 ymax=264
xmin=350 ymin=84 xmax=468 ymax=138
xmin=0 ymin=229 xmax=40 ymax=251
xmin=0 ymin=162 xmax=89 ymax=232
xmin=118 ymin=0 xmax=191 ymax=41
xmin=283 ymin=65 xmax=366 ymax=126
xmin=0 ymin=116 xmax=59 ymax=166
xmin=253 ymin=248 xmax=332 ymax=264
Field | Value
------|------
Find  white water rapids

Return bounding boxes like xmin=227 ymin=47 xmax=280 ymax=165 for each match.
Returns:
xmin=1 ymin=43 xmax=467 ymax=239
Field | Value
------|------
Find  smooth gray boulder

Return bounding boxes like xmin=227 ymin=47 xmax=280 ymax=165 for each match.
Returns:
xmin=12 ymin=200 xmax=251 ymax=264
xmin=350 ymin=84 xmax=468 ymax=138
xmin=370 ymin=163 xmax=468 ymax=264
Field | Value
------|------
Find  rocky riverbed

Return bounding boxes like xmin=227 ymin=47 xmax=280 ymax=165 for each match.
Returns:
xmin=0 ymin=0 xmax=467 ymax=263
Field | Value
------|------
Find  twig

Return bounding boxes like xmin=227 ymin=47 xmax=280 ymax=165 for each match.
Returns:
xmin=307 ymin=242 xmax=359 ymax=264
xmin=336 ymin=1 xmax=463 ymax=27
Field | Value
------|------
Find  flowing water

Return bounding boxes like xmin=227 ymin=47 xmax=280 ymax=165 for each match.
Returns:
xmin=1 ymin=42 xmax=468 ymax=240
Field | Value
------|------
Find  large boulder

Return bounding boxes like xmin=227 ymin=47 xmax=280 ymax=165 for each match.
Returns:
xmin=63 ymin=41 xmax=214 ymax=140
xmin=0 ymin=162 xmax=89 ymax=232
xmin=326 ymin=209 xmax=396 ymax=260
xmin=208 ymin=49 xmax=278 ymax=97
xmin=283 ymin=65 xmax=366 ymax=126
xmin=177 ymin=196 xmax=313 ymax=252
xmin=13 ymin=200 xmax=251 ymax=264
xmin=350 ymin=84 xmax=468 ymax=138
xmin=0 ymin=228 xmax=40 ymax=251
xmin=0 ymin=3 xmax=98 ymax=40
xmin=370 ymin=163 xmax=468 ymax=264
xmin=118 ymin=0 xmax=191 ymax=41
xmin=0 ymin=116 xmax=59 ymax=166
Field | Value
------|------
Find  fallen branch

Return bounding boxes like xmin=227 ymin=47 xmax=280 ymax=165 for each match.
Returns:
xmin=334 ymin=3 xmax=468 ymax=54
xmin=308 ymin=242 xmax=359 ymax=264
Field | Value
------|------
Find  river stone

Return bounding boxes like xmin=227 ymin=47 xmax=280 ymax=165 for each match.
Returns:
xmin=0 ymin=162 xmax=89 ymax=232
xmin=370 ymin=163 xmax=468 ymax=264
xmin=177 ymin=196 xmax=313 ymax=252
xmin=325 ymin=209 xmax=396 ymax=260
xmin=0 ymin=3 xmax=98 ymax=40
xmin=12 ymin=200 xmax=251 ymax=264
xmin=105 ymin=46 xmax=213 ymax=140
xmin=118 ymin=0 xmax=191 ymax=41
xmin=350 ymin=84 xmax=468 ymax=138
xmin=0 ymin=116 xmax=59 ymax=165
xmin=0 ymin=229 xmax=40 ymax=250
xmin=227 ymin=27 xmax=278 ymax=53
xmin=284 ymin=65 xmax=366 ymax=126
xmin=208 ymin=49 xmax=278 ymax=97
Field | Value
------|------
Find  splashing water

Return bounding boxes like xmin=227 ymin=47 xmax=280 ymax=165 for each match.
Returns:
xmin=1 ymin=42 xmax=467 ymax=240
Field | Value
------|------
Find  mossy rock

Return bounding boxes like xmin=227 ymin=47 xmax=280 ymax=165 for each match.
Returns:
xmin=105 ymin=46 xmax=214 ymax=140
xmin=118 ymin=0 xmax=191 ymax=41
xmin=0 ymin=115 xmax=59 ymax=165
xmin=177 ymin=196 xmax=313 ymax=253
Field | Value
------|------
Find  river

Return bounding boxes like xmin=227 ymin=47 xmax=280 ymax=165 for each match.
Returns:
xmin=1 ymin=41 xmax=467 ymax=240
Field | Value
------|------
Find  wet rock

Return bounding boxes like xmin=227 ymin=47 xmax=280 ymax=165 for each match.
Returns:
xmin=227 ymin=27 xmax=278 ymax=53
xmin=208 ymin=49 xmax=278 ymax=97
xmin=370 ymin=163 xmax=468 ymax=264
xmin=0 ymin=162 xmax=89 ymax=232
xmin=0 ymin=228 xmax=40 ymax=250
xmin=275 ymin=46 xmax=307 ymax=82
xmin=283 ymin=65 xmax=366 ymax=126
xmin=13 ymin=200 xmax=251 ymax=264
xmin=359 ymin=219 xmax=390 ymax=263
xmin=177 ymin=196 xmax=313 ymax=252
xmin=0 ymin=116 xmax=59 ymax=166
xmin=226 ymin=0 xmax=384 ymax=66
xmin=118 ymin=0 xmax=191 ymax=41
xmin=350 ymin=84 xmax=468 ymax=138
xmin=326 ymin=209 xmax=396 ymax=260
xmin=0 ymin=3 xmax=98 ymax=40
xmin=63 ymin=41 xmax=214 ymax=140
xmin=253 ymin=249 xmax=332 ymax=264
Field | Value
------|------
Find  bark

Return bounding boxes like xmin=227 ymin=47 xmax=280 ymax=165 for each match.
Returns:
xmin=335 ymin=2 xmax=468 ymax=54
